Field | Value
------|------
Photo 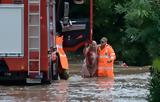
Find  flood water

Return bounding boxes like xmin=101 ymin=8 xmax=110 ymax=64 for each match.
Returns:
xmin=0 ymin=72 xmax=150 ymax=102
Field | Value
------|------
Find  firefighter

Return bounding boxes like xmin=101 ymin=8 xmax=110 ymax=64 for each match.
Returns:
xmin=51 ymin=34 xmax=69 ymax=80
xmin=97 ymin=37 xmax=116 ymax=78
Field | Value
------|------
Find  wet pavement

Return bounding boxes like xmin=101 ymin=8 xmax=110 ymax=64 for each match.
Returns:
xmin=0 ymin=72 xmax=150 ymax=102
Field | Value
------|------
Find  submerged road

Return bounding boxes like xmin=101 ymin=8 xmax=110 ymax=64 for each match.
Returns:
xmin=0 ymin=72 xmax=150 ymax=102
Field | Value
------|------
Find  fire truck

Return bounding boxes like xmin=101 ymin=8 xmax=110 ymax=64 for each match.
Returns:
xmin=0 ymin=0 xmax=93 ymax=83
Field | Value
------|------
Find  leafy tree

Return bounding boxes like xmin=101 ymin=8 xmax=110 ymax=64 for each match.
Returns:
xmin=115 ymin=0 xmax=160 ymax=65
xmin=93 ymin=0 xmax=126 ymax=61
xmin=70 ymin=0 xmax=160 ymax=66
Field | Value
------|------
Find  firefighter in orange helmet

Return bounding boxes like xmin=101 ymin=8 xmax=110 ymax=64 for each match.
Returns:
xmin=97 ymin=37 xmax=116 ymax=78
xmin=51 ymin=34 xmax=69 ymax=80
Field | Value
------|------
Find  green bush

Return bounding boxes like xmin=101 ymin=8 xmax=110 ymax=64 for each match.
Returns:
xmin=148 ymin=58 xmax=160 ymax=101
xmin=152 ymin=58 xmax=160 ymax=72
xmin=148 ymin=66 xmax=160 ymax=102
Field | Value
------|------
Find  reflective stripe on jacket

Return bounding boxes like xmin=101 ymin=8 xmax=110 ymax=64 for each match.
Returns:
xmin=56 ymin=35 xmax=69 ymax=69
xmin=97 ymin=44 xmax=116 ymax=77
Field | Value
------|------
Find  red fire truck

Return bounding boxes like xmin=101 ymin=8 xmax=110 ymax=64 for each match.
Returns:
xmin=0 ymin=0 xmax=93 ymax=83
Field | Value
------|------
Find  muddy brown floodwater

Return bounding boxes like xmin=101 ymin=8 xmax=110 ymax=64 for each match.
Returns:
xmin=0 ymin=66 xmax=150 ymax=102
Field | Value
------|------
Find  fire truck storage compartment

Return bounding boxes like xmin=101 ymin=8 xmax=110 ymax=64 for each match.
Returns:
xmin=0 ymin=4 xmax=24 ymax=57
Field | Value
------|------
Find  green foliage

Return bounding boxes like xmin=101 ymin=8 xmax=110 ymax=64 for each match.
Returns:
xmin=113 ymin=0 xmax=160 ymax=65
xmin=93 ymin=0 xmax=126 ymax=62
xmin=121 ymin=47 xmax=139 ymax=65
xmin=148 ymin=57 xmax=160 ymax=102
xmin=73 ymin=0 xmax=160 ymax=66
xmin=148 ymin=66 xmax=160 ymax=102
xmin=152 ymin=58 xmax=160 ymax=72
xmin=93 ymin=0 xmax=112 ymax=28
xmin=115 ymin=0 xmax=152 ymax=39
xmin=121 ymin=42 xmax=151 ymax=66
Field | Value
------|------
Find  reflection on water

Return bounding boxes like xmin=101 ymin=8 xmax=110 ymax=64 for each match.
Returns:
xmin=0 ymin=73 xmax=150 ymax=102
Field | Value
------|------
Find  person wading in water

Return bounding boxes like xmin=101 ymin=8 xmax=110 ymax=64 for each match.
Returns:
xmin=81 ymin=41 xmax=98 ymax=77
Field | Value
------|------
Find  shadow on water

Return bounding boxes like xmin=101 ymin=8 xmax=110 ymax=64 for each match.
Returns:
xmin=0 ymin=73 xmax=150 ymax=102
